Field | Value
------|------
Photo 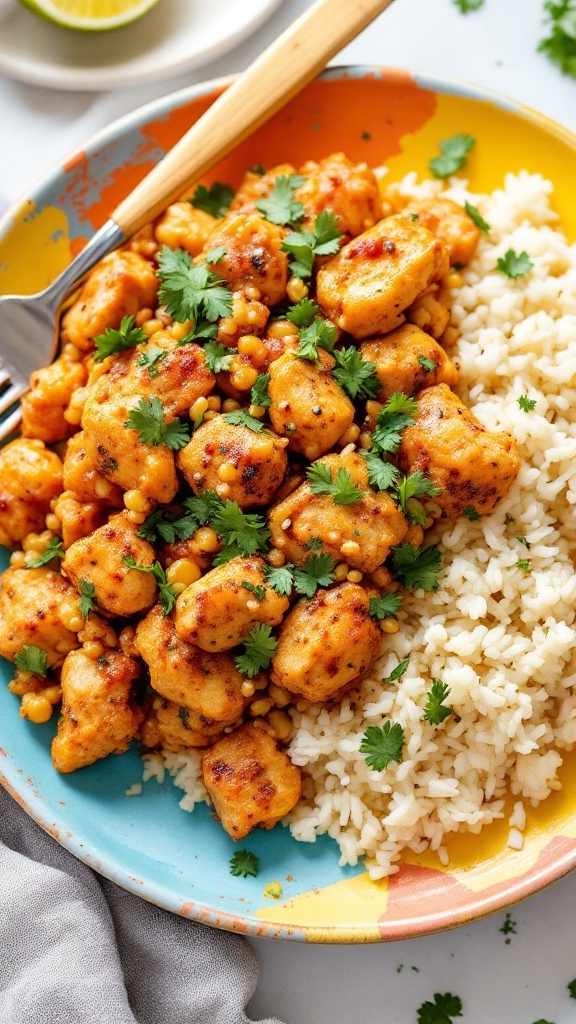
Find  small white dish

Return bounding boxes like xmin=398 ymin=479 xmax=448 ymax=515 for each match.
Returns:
xmin=0 ymin=0 xmax=284 ymax=91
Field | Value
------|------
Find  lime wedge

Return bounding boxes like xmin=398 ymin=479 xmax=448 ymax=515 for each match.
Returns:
xmin=17 ymin=0 xmax=161 ymax=31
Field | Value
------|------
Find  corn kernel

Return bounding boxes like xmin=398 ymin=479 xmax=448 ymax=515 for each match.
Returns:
xmin=61 ymin=343 xmax=83 ymax=361
xmin=142 ymin=318 xmax=164 ymax=337
xmin=244 ymin=285 xmax=262 ymax=302
xmin=347 ymin=570 xmax=363 ymax=583
xmin=135 ymin=307 xmax=153 ymax=326
xmin=170 ymin=582 xmax=187 ymax=596
xmin=166 ymin=558 xmax=202 ymax=588
xmin=266 ymin=548 xmax=286 ymax=568
xmin=286 ymin=275 xmax=308 ymax=303
xmin=405 ymin=524 xmax=424 ymax=547
xmin=238 ymin=334 xmax=265 ymax=358
xmin=266 ymin=320 xmax=296 ymax=340
xmin=338 ymin=424 xmax=360 ymax=446
xmin=171 ymin=319 xmax=194 ymax=341
xmin=194 ymin=527 xmax=220 ymax=553
xmin=248 ymin=405 xmax=266 ymax=419
xmin=370 ymin=567 xmax=392 ymax=588
xmin=126 ymin=510 xmax=146 ymax=525
xmin=203 ymin=410 xmax=218 ymax=421
xmin=43 ymin=684 xmax=63 ymax=705
xmin=250 ymin=697 xmax=273 ymax=717
xmin=119 ymin=625 xmax=138 ymax=657
xmin=267 ymin=709 xmax=292 ymax=741
xmin=190 ymin=397 xmax=209 ymax=425
xmin=124 ymin=489 xmax=151 ymax=513
xmin=366 ymin=400 xmax=384 ymax=420
xmin=222 ymin=399 xmax=240 ymax=413
xmin=84 ymin=641 xmax=105 ymax=660
xmin=358 ymin=431 xmax=373 ymax=450
xmin=63 ymin=406 xmax=83 ymax=426
xmin=20 ymin=692 xmax=53 ymax=724
xmin=215 ymin=483 xmax=231 ymax=498
xmin=231 ymin=365 xmax=259 ymax=391
xmin=253 ymin=675 xmax=269 ymax=691
xmin=217 ymin=461 xmax=240 ymax=483
xmin=268 ymin=683 xmax=292 ymax=708
xmin=241 ymin=680 xmax=256 ymax=698
xmin=9 ymin=551 xmax=26 ymax=568
xmin=333 ymin=562 xmax=349 ymax=582
xmin=340 ymin=540 xmax=360 ymax=558
xmin=207 ymin=396 xmax=222 ymax=411
xmin=424 ymin=501 xmax=443 ymax=519
xmin=8 ymin=674 xmax=43 ymax=696
xmin=380 ymin=618 xmax=400 ymax=634
xmin=94 ymin=477 xmax=115 ymax=499
xmin=45 ymin=513 xmax=61 ymax=532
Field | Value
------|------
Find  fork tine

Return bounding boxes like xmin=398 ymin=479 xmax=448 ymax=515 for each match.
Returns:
xmin=0 ymin=405 xmax=23 ymax=442
xmin=0 ymin=366 xmax=11 ymax=390
xmin=0 ymin=380 xmax=28 ymax=417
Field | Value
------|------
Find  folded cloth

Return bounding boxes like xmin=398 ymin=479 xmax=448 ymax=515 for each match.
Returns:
xmin=0 ymin=787 xmax=283 ymax=1024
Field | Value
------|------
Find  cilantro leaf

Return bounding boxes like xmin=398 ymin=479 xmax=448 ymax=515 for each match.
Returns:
xmin=297 ymin=318 xmax=338 ymax=361
xmin=292 ymin=554 xmax=335 ymax=598
xmin=262 ymin=564 xmax=294 ymax=596
xmin=282 ymin=211 xmax=342 ymax=277
xmin=538 ymin=1 xmax=576 ymax=79
xmin=392 ymin=472 xmax=442 ymax=525
xmin=361 ymin=452 xmax=400 ymax=492
xmin=93 ymin=315 xmax=147 ymax=362
xmin=391 ymin=543 xmax=443 ymax=592
xmin=418 ymin=355 xmax=437 ymax=372
xmin=224 ymin=409 xmax=265 ymax=433
xmin=235 ymin=623 xmax=278 ymax=677
xmin=211 ymin=502 xmax=270 ymax=562
xmin=372 ymin=392 xmax=418 ymax=454
xmin=496 ymin=249 xmax=534 ymax=278
xmin=386 ymin=657 xmax=410 ymax=682
xmin=137 ymin=346 xmax=167 ymax=378
xmin=137 ymin=506 xmax=198 ymax=545
xmin=462 ymin=505 xmax=480 ymax=521
xmin=417 ymin=992 xmax=463 ymax=1024
xmin=177 ymin=319 xmax=219 ymax=345
xmin=568 ymin=977 xmax=576 ymax=999
xmin=306 ymin=463 xmax=365 ymax=505
xmin=464 ymin=200 xmax=491 ymax=233
xmin=517 ymin=536 xmax=531 ymax=548
xmin=26 ymin=536 xmax=64 ymax=568
xmin=517 ymin=558 xmax=531 ymax=574
xmin=256 ymin=174 xmax=305 ymax=226
xmin=203 ymin=340 xmax=236 ymax=374
xmin=360 ymin=722 xmax=405 ymax=771
xmin=242 ymin=581 xmax=266 ymax=602
xmin=78 ymin=579 xmax=97 ymax=618
xmin=122 ymin=557 xmax=178 ymax=615
xmin=518 ymin=394 xmax=537 ymax=411
xmin=157 ymin=247 xmax=233 ymax=325
xmin=499 ymin=911 xmax=517 ymax=941
xmin=190 ymin=182 xmax=234 ymax=218
xmin=14 ymin=644 xmax=49 ymax=677
xmin=305 ymin=536 xmax=323 ymax=551
xmin=332 ymin=347 xmax=380 ymax=400
xmin=285 ymin=297 xmax=319 ymax=328
xmin=230 ymin=849 xmax=259 ymax=878
xmin=125 ymin=396 xmax=190 ymax=450
xmin=250 ymin=373 xmax=271 ymax=408
xmin=368 ymin=593 xmax=403 ymax=620
xmin=429 ymin=134 xmax=476 ymax=178
xmin=453 ymin=0 xmax=483 ymax=10
xmin=423 ymin=678 xmax=454 ymax=726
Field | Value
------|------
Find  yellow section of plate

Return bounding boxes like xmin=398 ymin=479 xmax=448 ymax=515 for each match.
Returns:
xmin=1 ymin=200 xmax=72 ymax=295
xmin=255 ymin=870 xmax=389 ymax=936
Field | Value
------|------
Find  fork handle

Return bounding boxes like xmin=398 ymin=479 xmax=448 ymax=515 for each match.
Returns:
xmin=111 ymin=0 xmax=395 ymax=237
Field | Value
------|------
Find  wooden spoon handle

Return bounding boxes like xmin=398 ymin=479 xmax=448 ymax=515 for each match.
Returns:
xmin=112 ymin=0 xmax=395 ymax=237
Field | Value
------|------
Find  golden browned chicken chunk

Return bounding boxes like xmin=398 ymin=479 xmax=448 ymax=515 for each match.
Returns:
xmin=401 ymin=196 xmax=481 ymax=267
xmin=62 ymin=511 xmax=158 ymax=617
xmin=141 ymin=696 xmax=224 ymax=752
xmin=177 ymin=414 xmax=288 ymax=508
xmin=0 ymin=439 xmax=63 ymax=549
xmin=202 ymin=722 xmax=302 ymax=839
xmin=154 ymin=202 xmax=217 ymax=256
xmin=268 ymin=451 xmax=408 ymax=573
xmin=0 ymin=567 xmax=78 ymax=667
xmin=21 ymin=356 xmax=87 ymax=444
xmin=316 ymin=215 xmax=449 ymax=339
xmin=175 ymin=555 xmax=289 ymax=652
xmin=271 ymin=583 xmax=381 ymax=703
xmin=230 ymin=163 xmax=297 ymax=211
xmin=62 ymin=430 xmax=124 ymax=507
xmin=360 ymin=323 xmax=459 ymax=401
xmin=63 ymin=251 xmax=158 ymax=352
xmin=396 ymin=384 xmax=522 ymax=518
xmin=295 ymin=152 xmax=382 ymax=240
xmin=136 ymin=606 xmax=250 ymax=724
xmin=202 ymin=212 xmax=288 ymax=307
xmin=53 ymin=492 xmax=109 ymax=549
xmin=51 ymin=649 xmax=143 ymax=773
xmin=267 ymin=350 xmax=355 ymax=460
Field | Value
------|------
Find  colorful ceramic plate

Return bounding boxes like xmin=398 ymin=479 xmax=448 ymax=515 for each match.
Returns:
xmin=2 ymin=68 xmax=576 ymax=943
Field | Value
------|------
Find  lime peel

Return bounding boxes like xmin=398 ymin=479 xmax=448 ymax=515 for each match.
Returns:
xmin=17 ymin=0 xmax=161 ymax=32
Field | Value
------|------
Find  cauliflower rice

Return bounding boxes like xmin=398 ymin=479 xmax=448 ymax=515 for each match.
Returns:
xmin=145 ymin=170 xmax=576 ymax=878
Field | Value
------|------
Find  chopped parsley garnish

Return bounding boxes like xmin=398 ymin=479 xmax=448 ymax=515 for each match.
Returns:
xmin=263 ymin=554 xmax=336 ymax=599
xmin=360 ymin=722 xmax=404 ymax=771
xmin=392 ymin=472 xmax=442 ymax=526
xmin=499 ymin=911 xmax=517 ymax=943
xmin=125 ymin=396 xmax=190 ymax=450
xmin=453 ymin=0 xmax=483 ymax=10
xmin=26 ymin=536 xmax=64 ymax=568
xmin=242 ymin=581 xmax=266 ymax=602
xmin=372 ymin=392 xmax=418 ymax=454
xmin=517 ymin=536 xmax=531 ymax=548
xmin=137 ymin=346 xmax=167 ymax=378
xmin=391 ymin=543 xmax=443 ymax=592
xmin=224 ymin=409 xmax=265 ymax=433
xmin=14 ymin=644 xmax=49 ymax=677
xmin=386 ymin=657 xmax=410 ymax=682
xmin=262 ymin=564 xmax=294 ymax=597
xmin=157 ymin=246 xmax=233 ymax=325
xmin=462 ymin=505 xmax=481 ymax=521
xmin=122 ymin=557 xmax=177 ymax=615
xmin=517 ymin=558 xmax=531 ymax=574
xmin=93 ymin=315 xmax=147 ymax=361
xmin=306 ymin=536 xmax=323 ymax=551
xmin=368 ymin=593 xmax=403 ymax=621
xmin=229 ymin=849 xmax=259 ymax=878
xmin=518 ymin=394 xmax=537 ymax=411
xmin=78 ymin=579 xmax=97 ymax=618
xmin=190 ymin=181 xmax=234 ymax=218
xmin=138 ymin=505 xmax=201 ymax=544
xmin=568 ymin=978 xmax=576 ymax=999
xmin=203 ymin=340 xmax=236 ymax=374
xmin=211 ymin=501 xmax=270 ymax=564
xmin=177 ymin=319 xmax=219 ymax=345
xmin=418 ymin=355 xmax=437 ymax=372
xmin=429 ymin=133 xmax=476 ymax=178
xmin=250 ymin=372 xmax=271 ymax=407
xmin=178 ymin=707 xmax=191 ymax=729
xmin=361 ymin=452 xmax=400 ymax=492
xmin=464 ymin=200 xmax=491 ymax=233
xmin=496 ymin=248 xmax=534 ymax=278
xmin=205 ymin=246 xmax=227 ymax=266
xmin=256 ymin=173 xmax=305 ymax=226
xmin=281 ymin=210 xmax=343 ymax=277
xmin=285 ymin=297 xmax=319 ymax=328
xmin=235 ymin=623 xmax=278 ymax=677
xmin=297 ymin=317 xmax=337 ymax=361
xmin=416 ymin=992 xmax=463 ymax=1024
xmin=423 ymin=679 xmax=453 ymax=726
xmin=250 ymin=164 xmax=266 ymax=176
xmin=538 ymin=1 xmax=576 ymax=79
xmin=332 ymin=347 xmax=380 ymax=400
xmin=306 ymin=463 xmax=365 ymax=505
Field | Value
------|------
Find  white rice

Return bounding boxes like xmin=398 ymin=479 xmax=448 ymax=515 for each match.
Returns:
xmin=147 ymin=171 xmax=576 ymax=879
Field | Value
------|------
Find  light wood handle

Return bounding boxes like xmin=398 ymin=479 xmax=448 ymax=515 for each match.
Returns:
xmin=112 ymin=0 xmax=395 ymax=237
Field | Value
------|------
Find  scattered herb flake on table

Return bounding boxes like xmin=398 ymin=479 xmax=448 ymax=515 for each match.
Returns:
xmin=538 ymin=0 xmax=576 ymax=78
xmin=567 ymin=978 xmax=576 ymax=999
xmin=416 ymin=992 xmax=463 ymax=1024
xmin=499 ymin=911 xmax=517 ymax=943
xmin=453 ymin=0 xmax=484 ymax=10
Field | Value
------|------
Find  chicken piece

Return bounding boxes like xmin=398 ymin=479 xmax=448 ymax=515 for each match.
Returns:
xmin=136 ymin=606 xmax=250 ymax=724
xmin=360 ymin=323 xmax=459 ymax=401
xmin=141 ymin=697 xmax=224 ymax=752
xmin=0 ymin=567 xmax=78 ymax=667
xmin=63 ymin=251 xmax=158 ymax=352
xmin=21 ymin=356 xmax=87 ymax=443
xmin=271 ymin=583 xmax=381 ymax=702
xmin=62 ymin=430 xmax=124 ymax=506
xmin=202 ymin=722 xmax=302 ymax=839
xmin=230 ymin=163 xmax=297 ymax=211
xmin=51 ymin=491 xmax=108 ymax=550
xmin=268 ymin=451 xmax=408 ymax=573
xmin=396 ymin=384 xmax=522 ymax=518
xmin=175 ymin=555 xmax=289 ymax=652
xmin=94 ymin=332 xmax=215 ymax=420
xmin=401 ymin=196 xmax=481 ymax=267
xmin=51 ymin=649 xmax=143 ymax=773
xmin=316 ymin=214 xmax=449 ymax=340
xmin=81 ymin=392 xmax=178 ymax=504
xmin=62 ymin=511 xmax=157 ymax=617
xmin=295 ymin=153 xmax=382 ymax=240
xmin=267 ymin=350 xmax=355 ymax=460
xmin=202 ymin=212 xmax=288 ymax=307
xmin=154 ymin=202 xmax=217 ymax=256
xmin=0 ymin=439 xmax=63 ymax=549
xmin=177 ymin=414 xmax=288 ymax=509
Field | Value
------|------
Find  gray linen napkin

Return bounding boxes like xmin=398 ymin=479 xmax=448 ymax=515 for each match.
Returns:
xmin=0 ymin=786 xmax=284 ymax=1024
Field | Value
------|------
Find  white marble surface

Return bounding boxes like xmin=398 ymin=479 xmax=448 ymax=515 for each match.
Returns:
xmin=1 ymin=0 xmax=576 ymax=1021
